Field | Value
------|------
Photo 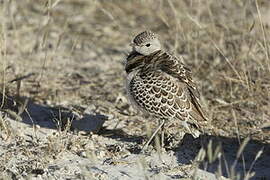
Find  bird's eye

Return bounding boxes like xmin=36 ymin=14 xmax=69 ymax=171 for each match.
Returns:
xmin=145 ymin=43 xmax=151 ymax=47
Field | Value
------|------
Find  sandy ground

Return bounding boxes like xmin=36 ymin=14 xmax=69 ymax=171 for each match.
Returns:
xmin=1 ymin=0 xmax=270 ymax=179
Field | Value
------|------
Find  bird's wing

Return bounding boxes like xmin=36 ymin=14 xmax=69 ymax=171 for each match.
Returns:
xmin=155 ymin=52 xmax=208 ymax=123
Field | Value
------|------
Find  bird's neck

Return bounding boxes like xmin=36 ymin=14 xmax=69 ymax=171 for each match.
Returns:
xmin=125 ymin=50 xmax=161 ymax=74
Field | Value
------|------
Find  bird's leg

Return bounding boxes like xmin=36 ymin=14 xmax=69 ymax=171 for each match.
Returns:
xmin=160 ymin=120 xmax=165 ymax=148
xmin=182 ymin=121 xmax=192 ymax=134
xmin=142 ymin=119 xmax=165 ymax=152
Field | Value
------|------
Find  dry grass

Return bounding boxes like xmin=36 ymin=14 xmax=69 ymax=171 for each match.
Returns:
xmin=0 ymin=0 xmax=270 ymax=179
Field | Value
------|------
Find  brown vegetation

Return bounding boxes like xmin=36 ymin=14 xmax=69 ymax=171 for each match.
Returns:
xmin=1 ymin=0 xmax=269 ymax=179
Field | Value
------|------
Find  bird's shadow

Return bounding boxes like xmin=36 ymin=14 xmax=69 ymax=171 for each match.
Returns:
xmin=1 ymin=94 xmax=143 ymax=145
xmin=174 ymin=134 xmax=270 ymax=179
xmin=0 ymin=95 xmax=107 ymax=133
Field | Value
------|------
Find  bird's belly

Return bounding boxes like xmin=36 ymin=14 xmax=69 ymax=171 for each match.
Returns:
xmin=126 ymin=71 xmax=148 ymax=114
xmin=126 ymin=73 xmax=176 ymax=119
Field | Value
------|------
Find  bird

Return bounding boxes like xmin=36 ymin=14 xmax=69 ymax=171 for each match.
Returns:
xmin=125 ymin=30 xmax=208 ymax=150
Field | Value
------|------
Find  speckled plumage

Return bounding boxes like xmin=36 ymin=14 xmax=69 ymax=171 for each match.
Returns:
xmin=132 ymin=31 xmax=157 ymax=46
xmin=125 ymin=31 xmax=208 ymax=139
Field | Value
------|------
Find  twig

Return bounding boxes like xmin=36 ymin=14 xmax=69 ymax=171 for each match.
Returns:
xmin=9 ymin=73 xmax=36 ymax=83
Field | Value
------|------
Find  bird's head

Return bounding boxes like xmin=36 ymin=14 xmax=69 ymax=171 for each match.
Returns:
xmin=131 ymin=30 xmax=161 ymax=56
